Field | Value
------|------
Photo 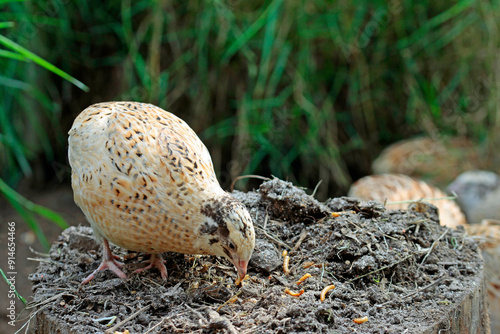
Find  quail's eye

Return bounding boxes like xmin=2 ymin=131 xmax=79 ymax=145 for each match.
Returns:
xmin=228 ymin=241 xmax=236 ymax=250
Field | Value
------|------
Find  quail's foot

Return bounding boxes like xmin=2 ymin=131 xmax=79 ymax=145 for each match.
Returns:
xmin=82 ymin=239 xmax=127 ymax=284
xmin=133 ymin=254 xmax=168 ymax=280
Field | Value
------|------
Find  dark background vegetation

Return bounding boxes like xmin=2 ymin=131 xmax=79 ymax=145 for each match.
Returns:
xmin=1 ymin=0 xmax=500 ymax=245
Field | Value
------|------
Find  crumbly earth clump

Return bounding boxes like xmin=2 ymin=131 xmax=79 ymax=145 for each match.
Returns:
xmin=27 ymin=178 xmax=485 ymax=333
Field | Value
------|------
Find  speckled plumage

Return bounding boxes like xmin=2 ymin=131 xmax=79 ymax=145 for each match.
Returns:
xmin=69 ymin=102 xmax=255 ymax=283
xmin=348 ymin=174 xmax=466 ymax=228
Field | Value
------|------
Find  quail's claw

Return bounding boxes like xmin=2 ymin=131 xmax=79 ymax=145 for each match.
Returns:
xmin=81 ymin=239 xmax=126 ymax=284
xmin=133 ymin=254 xmax=168 ymax=280
xmin=81 ymin=257 xmax=127 ymax=284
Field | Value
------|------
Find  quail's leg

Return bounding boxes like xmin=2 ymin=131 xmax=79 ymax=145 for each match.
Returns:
xmin=133 ymin=254 xmax=168 ymax=280
xmin=81 ymin=239 xmax=127 ymax=284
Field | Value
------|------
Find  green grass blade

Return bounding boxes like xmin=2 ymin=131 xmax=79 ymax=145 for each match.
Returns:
xmin=266 ymin=44 xmax=291 ymax=98
xmin=3 ymin=193 xmax=50 ymax=251
xmin=0 ymin=74 xmax=30 ymax=89
xmin=222 ymin=0 xmax=283 ymax=62
xmin=255 ymin=3 xmax=279 ymax=96
xmin=0 ymin=178 xmax=69 ymax=230
xmin=0 ymin=268 xmax=27 ymax=305
xmin=398 ymin=0 xmax=476 ymax=49
xmin=0 ymin=35 xmax=89 ymax=92
xmin=30 ymin=204 xmax=69 ymax=229
xmin=430 ymin=12 xmax=478 ymax=51
xmin=0 ymin=0 xmax=27 ymax=3
xmin=0 ymin=49 xmax=27 ymax=61
xmin=0 ymin=21 xmax=15 ymax=29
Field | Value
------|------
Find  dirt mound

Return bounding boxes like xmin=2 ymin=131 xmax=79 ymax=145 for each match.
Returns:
xmin=27 ymin=178 xmax=488 ymax=333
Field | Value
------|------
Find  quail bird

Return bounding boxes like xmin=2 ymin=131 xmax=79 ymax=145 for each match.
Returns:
xmin=68 ymin=102 xmax=255 ymax=284
xmin=371 ymin=136 xmax=481 ymax=188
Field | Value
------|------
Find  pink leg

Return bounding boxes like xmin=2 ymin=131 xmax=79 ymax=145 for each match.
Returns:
xmin=133 ymin=254 xmax=168 ymax=280
xmin=81 ymin=239 xmax=127 ymax=284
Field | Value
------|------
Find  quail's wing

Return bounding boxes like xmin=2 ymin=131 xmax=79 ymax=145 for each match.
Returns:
xmin=69 ymin=102 xmax=221 ymax=214
xmin=68 ymin=103 xmax=161 ymax=209
xmin=154 ymin=113 xmax=220 ymax=191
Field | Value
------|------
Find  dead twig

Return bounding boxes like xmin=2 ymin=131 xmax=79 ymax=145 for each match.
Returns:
xmin=144 ymin=309 xmax=189 ymax=334
xmin=255 ymin=226 xmax=291 ymax=249
xmin=230 ymin=175 xmax=270 ymax=191
xmin=292 ymin=229 xmax=308 ymax=253
xmin=28 ymin=292 xmax=76 ymax=309
xmin=144 ymin=318 xmax=165 ymax=334
xmin=105 ymin=304 xmax=151 ymax=334
xmin=27 ymin=257 xmax=64 ymax=265
xmin=348 ymin=254 xmax=414 ymax=283
xmin=385 ymin=194 xmax=458 ymax=206
xmin=15 ymin=291 xmax=79 ymax=334
xmin=419 ymin=229 xmax=448 ymax=268
xmin=217 ymin=290 xmax=243 ymax=312
xmin=376 ymin=276 xmax=445 ymax=307
xmin=185 ymin=304 xmax=207 ymax=324
xmin=311 ymin=180 xmax=323 ymax=198
xmin=14 ymin=302 xmax=51 ymax=334
xmin=29 ymin=247 xmax=50 ymax=257
xmin=373 ymin=222 xmax=389 ymax=250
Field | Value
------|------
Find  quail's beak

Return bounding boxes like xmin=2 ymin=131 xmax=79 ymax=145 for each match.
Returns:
xmin=234 ymin=259 xmax=248 ymax=285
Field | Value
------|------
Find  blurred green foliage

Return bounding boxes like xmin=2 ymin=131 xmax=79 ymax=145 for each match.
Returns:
xmin=1 ymin=0 xmax=85 ymax=249
xmin=2 ymin=0 xmax=500 ymax=203
xmin=0 ymin=0 xmax=87 ymax=184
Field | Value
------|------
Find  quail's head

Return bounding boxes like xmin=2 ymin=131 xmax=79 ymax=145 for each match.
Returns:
xmin=198 ymin=195 xmax=255 ymax=283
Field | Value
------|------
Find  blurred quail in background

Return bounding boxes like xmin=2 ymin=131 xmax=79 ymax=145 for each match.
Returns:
xmin=371 ymin=136 xmax=482 ymax=189
xmin=348 ymin=173 xmax=466 ymax=229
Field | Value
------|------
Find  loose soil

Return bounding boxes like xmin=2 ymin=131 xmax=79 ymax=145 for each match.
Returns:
xmin=26 ymin=178 xmax=487 ymax=333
